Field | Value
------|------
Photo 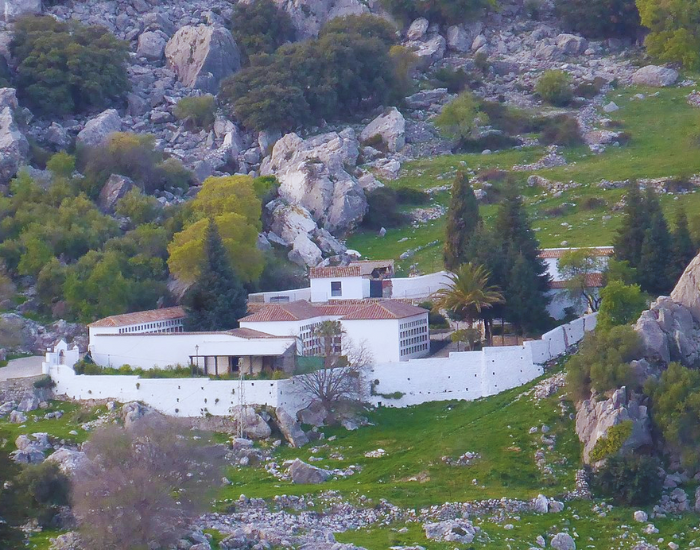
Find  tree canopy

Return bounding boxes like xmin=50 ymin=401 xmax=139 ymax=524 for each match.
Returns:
xmin=443 ymin=171 xmax=480 ymax=270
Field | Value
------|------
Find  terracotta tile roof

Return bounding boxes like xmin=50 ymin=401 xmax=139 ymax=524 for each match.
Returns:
xmin=238 ymin=301 xmax=320 ymax=322
xmin=539 ymin=247 xmax=614 ymax=259
xmin=338 ymin=301 xmax=427 ymax=321
xmin=550 ymin=273 xmax=604 ymax=289
xmin=88 ymin=307 xmax=185 ymax=328
xmin=309 ymin=265 xmax=362 ymax=279
xmin=227 ymin=328 xmax=289 ymax=339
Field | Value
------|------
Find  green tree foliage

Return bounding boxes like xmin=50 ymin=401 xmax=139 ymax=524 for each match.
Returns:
xmin=604 ymin=258 xmax=638 ymax=285
xmin=173 ymin=95 xmax=216 ymax=131
xmin=380 ymin=0 xmax=492 ymax=25
xmin=646 ymin=362 xmax=700 ymax=467
xmin=556 ymin=0 xmax=640 ymax=38
xmin=596 ymin=280 xmax=647 ymax=332
xmin=363 ymin=187 xmax=409 ymax=229
xmin=13 ymin=462 xmax=70 ymax=527
xmin=183 ymin=220 xmax=248 ymax=331
xmin=220 ymin=15 xmax=399 ymax=132
xmin=638 ymin=193 xmax=673 ymax=295
xmin=614 ymin=183 xmax=648 ymax=269
xmin=11 ymin=16 xmax=129 ymax=114
xmin=589 ymin=421 xmax=634 ymax=462
xmin=168 ymin=176 xmax=264 ymax=284
xmin=535 ymin=70 xmax=573 ymax=106
xmin=670 ymin=207 xmax=697 ymax=284
xmin=566 ymin=325 xmax=642 ymax=401
xmin=81 ymin=133 xmax=192 ymax=198
xmin=444 ymin=171 xmax=480 ymax=270
xmin=114 ymin=188 xmax=162 ymax=227
xmin=637 ymin=0 xmax=700 ymax=68
xmin=592 ymin=454 xmax=662 ymax=506
xmin=434 ymin=91 xmax=488 ymax=143
xmin=504 ymin=251 xmax=547 ymax=335
xmin=231 ymin=0 xmax=296 ymax=63
xmin=557 ymin=248 xmax=605 ymax=313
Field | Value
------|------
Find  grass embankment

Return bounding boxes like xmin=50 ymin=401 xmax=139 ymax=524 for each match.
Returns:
xmin=347 ymin=84 xmax=700 ymax=274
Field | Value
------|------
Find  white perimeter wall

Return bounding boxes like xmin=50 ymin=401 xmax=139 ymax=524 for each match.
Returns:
xmin=50 ymin=314 xmax=596 ymax=417
xmin=390 ymin=271 xmax=451 ymax=299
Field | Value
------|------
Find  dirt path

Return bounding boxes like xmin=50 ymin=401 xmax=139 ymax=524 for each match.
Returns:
xmin=0 ymin=356 xmax=44 ymax=382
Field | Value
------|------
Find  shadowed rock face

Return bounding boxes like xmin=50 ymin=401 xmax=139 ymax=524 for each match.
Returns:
xmin=671 ymin=253 xmax=700 ymax=323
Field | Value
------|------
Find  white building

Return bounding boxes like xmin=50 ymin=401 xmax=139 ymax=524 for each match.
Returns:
xmin=239 ymin=300 xmax=430 ymax=363
xmin=88 ymin=308 xmax=297 ymax=375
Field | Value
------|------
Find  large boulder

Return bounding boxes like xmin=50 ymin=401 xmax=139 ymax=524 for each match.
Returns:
xmin=288 ymin=234 xmax=323 ymax=267
xmin=575 ymin=387 xmax=652 ymax=464
xmin=230 ymin=405 xmax=272 ymax=440
xmin=635 ymin=296 xmax=700 ymax=365
xmin=556 ymin=33 xmax=588 ymax=55
xmin=671 ymin=252 xmax=700 ymax=322
xmin=360 ymin=107 xmax=405 ymax=153
xmin=275 ymin=407 xmax=309 ymax=447
xmin=267 ymin=201 xmax=318 ymax=245
xmin=46 ymin=448 xmax=89 ymax=475
xmin=0 ymin=89 xmax=29 ymax=185
xmin=261 ymin=129 xmax=367 ymax=235
xmin=551 ymin=533 xmax=576 ymax=550
xmin=121 ymin=401 xmax=158 ymax=428
xmin=273 ymin=0 xmax=369 ymax=39
xmin=297 ymin=400 xmax=329 ymax=427
xmin=632 ymin=65 xmax=679 ymax=87
xmin=98 ymin=174 xmax=134 ymax=213
xmin=165 ymin=25 xmax=241 ymax=92
xmin=288 ymin=458 xmax=331 ymax=484
xmin=409 ymin=34 xmax=446 ymax=67
xmin=406 ymin=18 xmax=429 ymax=41
xmin=0 ymin=0 xmax=41 ymax=22
xmin=424 ymin=520 xmax=476 ymax=543
xmin=137 ymin=31 xmax=167 ymax=61
xmin=77 ymin=109 xmax=122 ymax=148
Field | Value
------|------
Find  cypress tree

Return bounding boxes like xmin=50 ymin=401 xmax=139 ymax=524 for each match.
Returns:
xmin=670 ymin=207 xmax=696 ymax=285
xmin=444 ymin=171 xmax=480 ymax=271
xmin=614 ymin=183 xmax=648 ymax=268
xmin=505 ymin=250 xmax=550 ymax=335
xmin=638 ymin=211 xmax=673 ymax=296
xmin=183 ymin=219 xmax=248 ymax=331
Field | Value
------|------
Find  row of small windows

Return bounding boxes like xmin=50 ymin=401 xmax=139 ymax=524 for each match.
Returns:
xmin=400 ymin=318 xmax=427 ymax=330
xmin=400 ymin=342 xmax=429 ymax=356
xmin=401 ymin=334 xmax=429 ymax=348
xmin=400 ymin=325 xmax=427 ymax=339
xmin=118 ymin=319 xmax=183 ymax=334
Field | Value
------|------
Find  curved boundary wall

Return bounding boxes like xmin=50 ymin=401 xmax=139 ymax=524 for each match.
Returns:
xmin=48 ymin=314 xmax=596 ymax=417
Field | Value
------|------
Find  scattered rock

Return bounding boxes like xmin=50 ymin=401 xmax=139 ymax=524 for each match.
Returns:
xmin=424 ymin=520 xmax=476 ymax=544
xmin=406 ymin=18 xmax=429 ymax=41
xmin=76 ymin=109 xmax=122 ymax=148
xmin=137 ymin=31 xmax=167 ymax=61
xmin=288 ymin=458 xmax=331 ymax=484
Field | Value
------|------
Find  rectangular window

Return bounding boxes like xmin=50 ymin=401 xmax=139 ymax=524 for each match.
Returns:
xmin=331 ymin=281 xmax=342 ymax=297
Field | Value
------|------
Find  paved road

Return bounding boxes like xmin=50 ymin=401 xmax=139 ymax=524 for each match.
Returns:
xmin=0 ymin=356 xmax=44 ymax=381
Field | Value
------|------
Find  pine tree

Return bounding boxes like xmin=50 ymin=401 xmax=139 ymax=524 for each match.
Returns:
xmin=443 ymin=171 xmax=480 ymax=270
xmin=638 ymin=211 xmax=673 ymax=296
xmin=614 ymin=183 xmax=648 ymax=268
xmin=670 ymin=207 xmax=696 ymax=284
xmin=505 ymin=250 xmax=550 ymax=335
xmin=183 ymin=219 xmax=248 ymax=331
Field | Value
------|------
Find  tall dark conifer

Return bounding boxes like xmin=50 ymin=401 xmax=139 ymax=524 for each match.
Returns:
xmin=614 ymin=183 xmax=648 ymax=268
xmin=183 ymin=219 xmax=247 ymax=331
xmin=444 ymin=171 xmax=480 ymax=270
xmin=638 ymin=211 xmax=673 ymax=296
xmin=670 ymin=207 xmax=696 ymax=284
xmin=505 ymin=250 xmax=548 ymax=335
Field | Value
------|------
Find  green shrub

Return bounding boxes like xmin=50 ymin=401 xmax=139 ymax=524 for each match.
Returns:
xmin=434 ymin=91 xmax=488 ymax=143
xmin=539 ymin=115 xmax=583 ymax=146
xmin=419 ymin=301 xmax=450 ymax=328
xmin=566 ymin=324 xmax=642 ymax=401
xmin=592 ymin=454 xmax=662 ymax=505
xmin=556 ymin=0 xmax=639 ymax=39
xmin=396 ymin=187 xmax=429 ymax=205
xmin=14 ymin=462 xmax=70 ymax=527
xmin=535 ymin=70 xmax=573 ymax=106
xmin=430 ymin=67 xmax=472 ymax=94
xmin=231 ymin=0 xmax=296 ymax=63
xmin=574 ymin=77 xmax=608 ymax=98
xmin=11 ymin=16 xmax=129 ymax=114
xmin=380 ymin=0 xmax=492 ymax=25
xmin=33 ymin=375 xmax=55 ymax=389
xmin=174 ymin=96 xmax=216 ymax=130
xmin=589 ymin=421 xmax=634 ymax=462
xmin=115 ymin=188 xmax=161 ymax=226
xmin=362 ymin=187 xmax=409 ymax=229
xmin=596 ymin=280 xmax=647 ymax=332
xmin=481 ymin=101 xmax=538 ymax=135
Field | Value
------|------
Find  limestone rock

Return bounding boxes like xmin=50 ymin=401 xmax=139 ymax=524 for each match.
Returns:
xmin=575 ymin=387 xmax=652 ymax=464
xmin=288 ymin=233 xmax=323 ymax=267
xmin=165 ymin=25 xmax=240 ymax=92
xmin=556 ymin=33 xmax=588 ymax=55
xmin=551 ymin=533 xmax=576 ymax=550
xmin=0 ymin=0 xmax=41 ymax=22
xmin=268 ymin=201 xmax=317 ymax=245
xmin=10 ymin=410 xmax=26 ymax=423
xmin=424 ymin=520 xmax=476 ymax=543
xmin=46 ymin=448 xmax=89 ymax=475
xmin=98 ymin=174 xmax=134 ymax=213
xmin=275 ymin=407 xmax=309 ymax=447
xmin=533 ymin=493 xmax=549 ymax=513
xmin=405 ymin=88 xmax=449 ymax=110
xmin=11 ymin=448 xmax=45 ymax=464
xmin=121 ymin=401 xmax=157 ymax=428
xmin=17 ymin=395 xmax=40 ymax=412
xmin=406 ymin=18 xmax=429 ymax=41
xmin=632 ymin=65 xmax=679 ymax=87
xmin=634 ymin=510 xmax=648 ymax=522
xmin=360 ymin=107 xmax=405 ymax=153
xmin=603 ymin=101 xmax=619 ymax=113
xmin=0 ymin=89 xmax=28 ymax=186
xmin=313 ymin=228 xmax=346 ymax=256
xmin=77 ymin=109 xmax=121 ymax=148
xmin=409 ymin=34 xmax=446 ymax=67
xmin=274 ymin=0 xmax=368 ymax=39
xmin=288 ymin=458 xmax=331 ymax=484
xmin=261 ymin=129 xmax=367 ymax=234
xmin=446 ymin=23 xmax=482 ymax=53
xmin=671 ymin=252 xmax=700 ymax=322
xmin=137 ymin=31 xmax=167 ymax=61
xmin=46 ymin=122 xmax=70 ymax=150
xmin=635 ymin=296 xmax=700 ymax=365
xmin=230 ymin=405 xmax=272 ymax=440
xmin=297 ymin=400 xmax=328 ymax=427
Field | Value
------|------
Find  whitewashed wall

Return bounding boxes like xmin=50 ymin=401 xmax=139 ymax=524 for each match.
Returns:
xmin=50 ymin=315 xmax=596 ymax=416
xmin=390 ymin=271 xmax=451 ymax=299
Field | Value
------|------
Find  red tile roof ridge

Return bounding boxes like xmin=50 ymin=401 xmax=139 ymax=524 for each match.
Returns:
xmin=88 ymin=306 xmax=186 ymax=328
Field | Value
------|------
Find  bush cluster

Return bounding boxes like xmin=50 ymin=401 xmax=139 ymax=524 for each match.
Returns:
xmin=11 ymin=16 xmax=129 ymax=114
xmin=380 ymin=0 xmax=492 ymax=25
xmin=362 ymin=186 xmax=428 ymax=230
xmin=592 ymin=455 xmax=662 ymax=505
xmin=539 ymin=115 xmax=583 ymax=147
xmin=231 ymin=0 xmax=296 ymax=63
xmin=535 ymin=70 xmax=573 ymax=106
xmin=556 ymin=0 xmax=640 ymax=39
xmin=220 ymin=15 xmax=400 ymax=132
xmin=588 ymin=420 xmax=633 ymax=462
xmin=174 ymin=95 xmax=216 ymax=131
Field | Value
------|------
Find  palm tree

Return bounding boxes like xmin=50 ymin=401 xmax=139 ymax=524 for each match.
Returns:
xmin=432 ymin=263 xmax=505 ymax=348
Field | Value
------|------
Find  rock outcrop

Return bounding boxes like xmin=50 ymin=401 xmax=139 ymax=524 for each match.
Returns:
xmin=261 ymin=129 xmax=367 ymax=235
xmin=276 ymin=407 xmax=309 ymax=448
xmin=671 ymin=252 xmax=700 ymax=322
xmin=0 ymin=0 xmax=42 ymax=22
xmin=288 ymin=458 xmax=331 ymax=484
xmin=360 ymin=107 xmax=406 ymax=153
xmin=46 ymin=448 xmax=89 ymax=475
xmin=0 ymin=89 xmax=28 ymax=185
xmin=424 ymin=520 xmax=477 ymax=543
xmin=635 ymin=296 xmax=700 ymax=365
xmin=230 ymin=405 xmax=272 ymax=440
xmin=575 ymin=387 xmax=652 ymax=464
xmin=98 ymin=174 xmax=134 ymax=213
xmin=631 ymin=65 xmax=679 ymax=87
xmin=165 ymin=25 xmax=240 ymax=92
xmin=273 ymin=0 xmax=369 ymax=39
xmin=76 ymin=109 xmax=122 ymax=148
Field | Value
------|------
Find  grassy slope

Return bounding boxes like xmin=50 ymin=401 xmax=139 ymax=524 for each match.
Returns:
xmin=347 ymin=84 xmax=700 ymax=274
